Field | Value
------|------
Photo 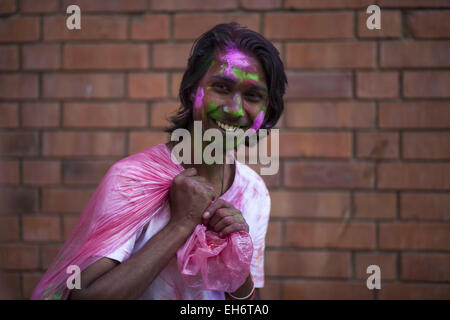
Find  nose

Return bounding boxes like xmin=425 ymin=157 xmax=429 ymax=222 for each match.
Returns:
xmin=224 ymin=93 xmax=243 ymax=117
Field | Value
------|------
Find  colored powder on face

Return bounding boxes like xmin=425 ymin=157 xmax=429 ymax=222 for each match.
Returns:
xmin=194 ymin=87 xmax=204 ymax=109
xmin=251 ymin=110 xmax=265 ymax=131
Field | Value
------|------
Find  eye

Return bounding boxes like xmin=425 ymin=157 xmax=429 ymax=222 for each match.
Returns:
xmin=212 ymin=82 xmax=231 ymax=94
xmin=245 ymin=91 xmax=263 ymax=102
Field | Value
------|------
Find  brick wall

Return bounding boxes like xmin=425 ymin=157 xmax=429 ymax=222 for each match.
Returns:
xmin=0 ymin=0 xmax=449 ymax=300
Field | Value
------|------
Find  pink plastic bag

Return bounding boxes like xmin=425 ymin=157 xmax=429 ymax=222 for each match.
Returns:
xmin=177 ymin=224 xmax=253 ymax=293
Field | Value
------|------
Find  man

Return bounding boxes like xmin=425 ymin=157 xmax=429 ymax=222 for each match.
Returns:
xmin=33 ymin=22 xmax=286 ymax=300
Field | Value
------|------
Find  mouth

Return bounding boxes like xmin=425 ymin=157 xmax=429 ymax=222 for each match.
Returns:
xmin=212 ymin=118 xmax=245 ymax=133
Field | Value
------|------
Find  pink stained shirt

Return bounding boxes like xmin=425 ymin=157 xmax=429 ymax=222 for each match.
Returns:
xmin=105 ymin=143 xmax=271 ymax=300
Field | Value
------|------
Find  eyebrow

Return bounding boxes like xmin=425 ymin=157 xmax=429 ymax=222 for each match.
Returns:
xmin=211 ymin=75 xmax=268 ymax=93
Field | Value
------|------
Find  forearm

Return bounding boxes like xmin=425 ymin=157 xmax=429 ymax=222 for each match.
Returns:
xmin=71 ymin=220 xmax=195 ymax=300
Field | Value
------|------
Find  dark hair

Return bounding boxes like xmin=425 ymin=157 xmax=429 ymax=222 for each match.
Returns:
xmin=165 ymin=22 xmax=287 ymax=134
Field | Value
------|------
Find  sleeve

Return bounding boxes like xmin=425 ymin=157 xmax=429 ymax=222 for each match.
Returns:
xmin=104 ymin=225 xmax=145 ymax=263
xmin=249 ymin=190 xmax=271 ymax=288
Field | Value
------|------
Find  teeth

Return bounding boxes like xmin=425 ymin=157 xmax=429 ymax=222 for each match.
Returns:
xmin=216 ymin=120 xmax=238 ymax=132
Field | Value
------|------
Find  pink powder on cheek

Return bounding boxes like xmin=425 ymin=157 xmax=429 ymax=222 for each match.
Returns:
xmin=250 ymin=110 xmax=265 ymax=131
xmin=192 ymin=87 xmax=205 ymax=120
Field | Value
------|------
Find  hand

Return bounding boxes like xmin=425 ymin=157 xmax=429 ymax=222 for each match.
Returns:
xmin=169 ymin=168 xmax=216 ymax=230
xmin=202 ymin=199 xmax=249 ymax=237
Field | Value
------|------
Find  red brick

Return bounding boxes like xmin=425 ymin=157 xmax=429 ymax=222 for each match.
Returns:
xmin=131 ymin=14 xmax=169 ymax=40
xmin=271 ymin=191 xmax=350 ymax=218
xmin=379 ymin=283 xmax=450 ymax=300
xmin=43 ymin=73 xmax=124 ymax=99
xmin=402 ymin=132 xmax=450 ymax=160
xmin=63 ymin=160 xmax=115 ymax=185
xmin=246 ymin=163 xmax=281 ymax=188
xmin=241 ymin=0 xmax=281 ymax=9
xmin=0 ymin=74 xmax=38 ymax=99
xmin=0 ymin=45 xmax=18 ymax=70
xmin=63 ymin=102 xmax=147 ymax=128
xmin=23 ymin=216 xmax=61 ymax=242
xmin=402 ymin=254 xmax=450 ymax=282
xmin=379 ymin=102 xmax=450 ymax=129
xmin=279 ymin=132 xmax=351 ymax=158
xmin=21 ymin=0 xmax=58 ymax=12
xmin=22 ymin=44 xmax=61 ymax=70
xmin=42 ymin=131 xmax=126 ymax=157
xmin=354 ymin=192 xmax=397 ymax=219
xmin=285 ymin=0 xmax=372 ymax=9
xmin=358 ymin=10 xmax=402 ymax=38
xmin=0 ymin=188 xmax=38 ymax=215
xmin=379 ymin=0 xmax=450 ymax=8
xmin=61 ymin=0 xmax=147 ymax=12
xmin=380 ymin=222 xmax=450 ymax=250
xmin=128 ymin=131 xmax=168 ymax=154
xmin=378 ymin=163 xmax=450 ymax=190
xmin=284 ymin=161 xmax=374 ymax=188
xmin=266 ymin=250 xmax=350 ymax=277
xmin=150 ymin=101 xmax=180 ymax=128
xmin=0 ymin=160 xmax=20 ymax=184
xmin=407 ymin=11 xmax=450 ymax=38
xmin=286 ymin=72 xmax=352 ymax=99
xmin=0 ymin=17 xmax=39 ymax=42
xmin=356 ymin=132 xmax=399 ymax=159
xmin=22 ymin=273 xmax=43 ymax=299
xmin=285 ymin=221 xmax=376 ymax=249
xmin=286 ymin=102 xmax=375 ymax=129
xmin=381 ymin=41 xmax=450 ymax=68
xmin=150 ymin=0 xmax=237 ymax=11
xmin=259 ymin=279 xmax=281 ymax=300
xmin=283 ymin=281 xmax=372 ymax=300
xmin=174 ymin=13 xmax=260 ymax=40
xmin=22 ymin=103 xmax=60 ymax=128
xmin=44 ymin=15 xmax=127 ymax=41
xmin=0 ymin=0 xmax=16 ymax=14
xmin=152 ymin=44 xmax=191 ymax=69
xmin=41 ymin=246 xmax=62 ymax=269
xmin=171 ymin=72 xmax=183 ymax=98
xmin=42 ymin=188 xmax=94 ymax=214
xmin=0 ymin=132 xmax=39 ymax=156
xmin=404 ymin=71 xmax=450 ymax=98
xmin=355 ymin=253 xmax=397 ymax=280
xmin=128 ymin=73 xmax=168 ymax=99
xmin=265 ymin=13 xmax=354 ymax=39
xmin=0 ymin=273 xmax=21 ymax=299
xmin=0 ymin=217 xmax=19 ymax=242
xmin=63 ymin=216 xmax=79 ymax=240
xmin=0 ymin=103 xmax=18 ymax=128
xmin=287 ymin=42 xmax=376 ymax=69
xmin=0 ymin=245 xmax=39 ymax=270
xmin=23 ymin=160 xmax=61 ymax=186
xmin=266 ymin=221 xmax=282 ymax=247
xmin=401 ymin=193 xmax=450 ymax=220
xmin=357 ymin=72 xmax=399 ymax=98
xmin=64 ymin=44 xmax=148 ymax=70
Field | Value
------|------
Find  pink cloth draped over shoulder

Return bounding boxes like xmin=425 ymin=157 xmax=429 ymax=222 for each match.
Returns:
xmin=31 ymin=143 xmax=253 ymax=299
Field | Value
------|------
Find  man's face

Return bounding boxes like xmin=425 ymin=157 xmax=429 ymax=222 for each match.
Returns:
xmin=191 ymin=48 xmax=269 ymax=149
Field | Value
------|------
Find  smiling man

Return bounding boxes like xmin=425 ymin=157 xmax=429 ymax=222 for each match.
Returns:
xmin=33 ymin=22 xmax=287 ymax=300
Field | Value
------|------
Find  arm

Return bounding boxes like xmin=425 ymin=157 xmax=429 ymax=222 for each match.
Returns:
xmin=69 ymin=167 xmax=215 ymax=300
xmin=69 ymin=218 xmax=196 ymax=300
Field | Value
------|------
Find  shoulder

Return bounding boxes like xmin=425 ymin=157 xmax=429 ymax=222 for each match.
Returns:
xmin=236 ymin=161 xmax=270 ymax=200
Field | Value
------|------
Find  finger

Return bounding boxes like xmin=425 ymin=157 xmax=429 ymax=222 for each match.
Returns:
xmin=208 ymin=209 xmax=235 ymax=230
xmin=220 ymin=223 xmax=248 ymax=237
xmin=180 ymin=167 xmax=197 ymax=177
xmin=202 ymin=199 xmax=230 ymax=220
xmin=213 ymin=213 xmax=240 ymax=233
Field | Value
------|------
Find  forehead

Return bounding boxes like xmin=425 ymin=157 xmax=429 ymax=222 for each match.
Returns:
xmin=207 ymin=48 xmax=266 ymax=82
